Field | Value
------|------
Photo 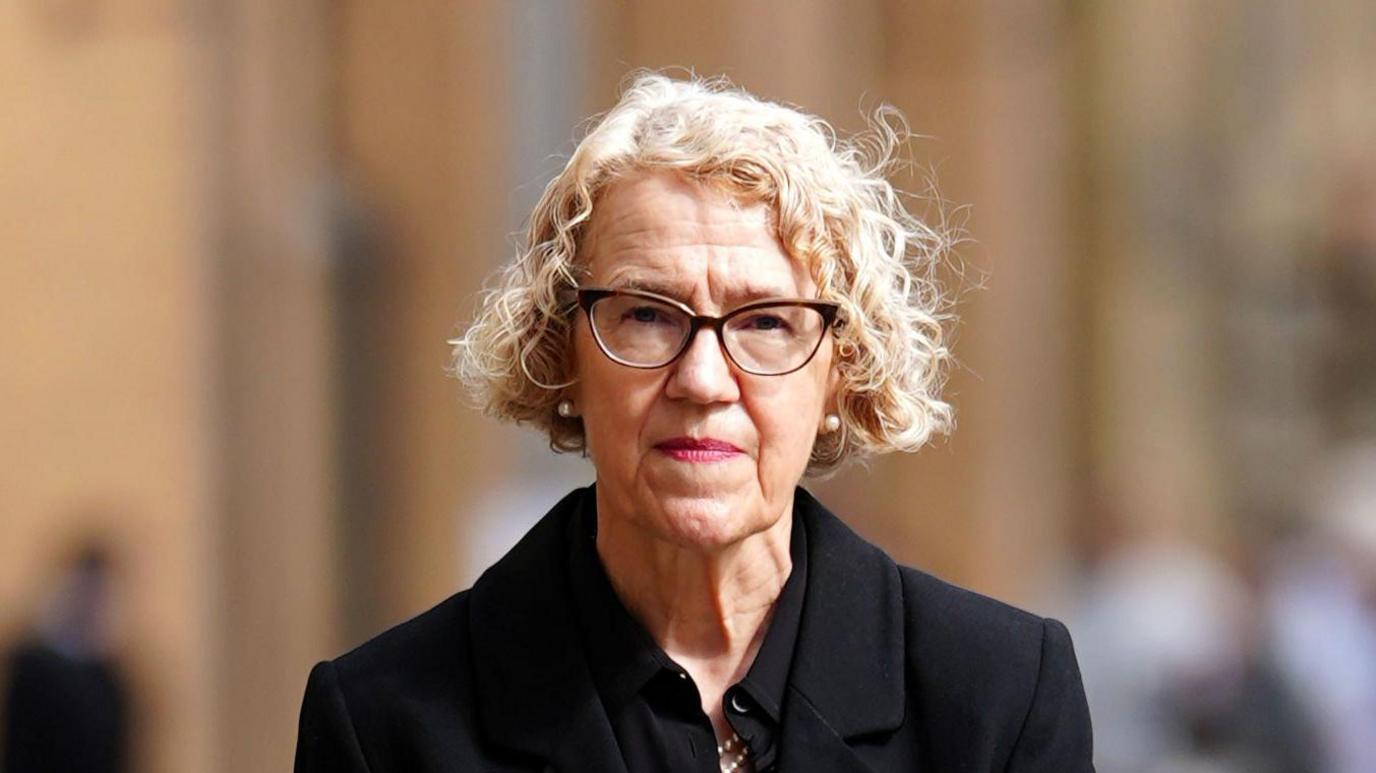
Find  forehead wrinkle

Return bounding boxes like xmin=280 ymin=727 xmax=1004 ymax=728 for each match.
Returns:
xmin=591 ymin=216 xmax=778 ymax=256
xmin=588 ymin=175 xmax=776 ymax=248
xmin=582 ymin=172 xmax=817 ymax=307
xmin=593 ymin=243 xmax=815 ymax=307
xmin=606 ymin=273 xmax=798 ymax=307
xmin=601 ymin=273 xmax=814 ymax=318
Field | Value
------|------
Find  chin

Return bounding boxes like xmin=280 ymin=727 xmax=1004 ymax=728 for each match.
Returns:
xmin=645 ymin=490 xmax=767 ymax=551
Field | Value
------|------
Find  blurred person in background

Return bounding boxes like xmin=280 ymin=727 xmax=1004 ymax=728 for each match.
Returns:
xmin=1 ymin=541 xmax=129 ymax=773
xmin=1074 ymin=537 xmax=1319 ymax=773
xmin=294 ymin=73 xmax=1093 ymax=772
xmin=1267 ymin=442 xmax=1376 ymax=773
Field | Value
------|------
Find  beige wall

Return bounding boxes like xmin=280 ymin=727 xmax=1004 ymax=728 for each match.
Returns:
xmin=213 ymin=0 xmax=339 ymax=770
xmin=11 ymin=1 xmax=1364 ymax=770
xmin=0 ymin=2 xmax=1084 ymax=769
xmin=332 ymin=0 xmax=515 ymax=630
xmin=0 ymin=5 xmax=216 ymax=771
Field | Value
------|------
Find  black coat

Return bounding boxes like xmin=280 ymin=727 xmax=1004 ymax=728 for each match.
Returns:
xmin=295 ymin=487 xmax=1094 ymax=772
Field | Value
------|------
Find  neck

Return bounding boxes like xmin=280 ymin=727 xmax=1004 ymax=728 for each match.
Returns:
xmin=594 ymin=491 xmax=794 ymax=734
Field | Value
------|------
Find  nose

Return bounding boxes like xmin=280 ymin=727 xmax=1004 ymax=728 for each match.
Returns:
xmin=664 ymin=326 xmax=741 ymax=404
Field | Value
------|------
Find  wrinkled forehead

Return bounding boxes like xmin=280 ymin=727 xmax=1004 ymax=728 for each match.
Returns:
xmin=578 ymin=170 xmax=817 ymax=306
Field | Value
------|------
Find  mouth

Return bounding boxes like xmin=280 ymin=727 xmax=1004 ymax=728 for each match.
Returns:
xmin=653 ymin=436 xmax=745 ymax=463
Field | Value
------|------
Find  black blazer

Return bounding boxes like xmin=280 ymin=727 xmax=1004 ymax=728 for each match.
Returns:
xmin=295 ymin=487 xmax=1094 ymax=772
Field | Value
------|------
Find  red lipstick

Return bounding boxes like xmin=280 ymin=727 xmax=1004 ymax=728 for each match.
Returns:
xmin=654 ymin=436 xmax=743 ymax=462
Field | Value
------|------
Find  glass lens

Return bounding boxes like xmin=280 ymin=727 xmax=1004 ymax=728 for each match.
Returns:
xmin=589 ymin=293 xmax=690 ymax=366
xmin=724 ymin=305 xmax=826 ymax=374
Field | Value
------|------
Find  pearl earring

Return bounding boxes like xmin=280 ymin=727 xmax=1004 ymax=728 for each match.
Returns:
xmin=823 ymin=413 xmax=841 ymax=434
xmin=557 ymin=399 xmax=576 ymax=418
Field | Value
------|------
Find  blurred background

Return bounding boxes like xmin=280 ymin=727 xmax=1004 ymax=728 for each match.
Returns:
xmin=2 ymin=1 xmax=1373 ymax=771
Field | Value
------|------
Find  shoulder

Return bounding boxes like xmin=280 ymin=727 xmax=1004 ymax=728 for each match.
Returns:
xmin=297 ymin=592 xmax=489 ymax=771
xmin=798 ymin=485 xmax=1059 ymax=668
xmin=331 ymin=591 xmax=474 ymax=692
xmin=896 ymin=563 xmax=1071 ymax=699
xmin=322 ymin=592 xmax=481 ymax=737
xmin=896 ymin=564 xmax=1093 ymax=767
xmin=797 ymin=487 xmax=1087 ymax=721
xmin=797 ymin=485 xmax=1066 ymax=678
xmin=897 ymin=563 xmax=1051 ymax=671
xmin=321 ymin=485 xmax=587 ymax=695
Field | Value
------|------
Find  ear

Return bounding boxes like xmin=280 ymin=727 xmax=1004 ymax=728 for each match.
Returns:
xmin=564 ymin=321 xmax=585 ymax=404
xmin=560 ymin=376 xmax=583 ymax=414
xmin=823 ymin=339 xmax=843 ymax=405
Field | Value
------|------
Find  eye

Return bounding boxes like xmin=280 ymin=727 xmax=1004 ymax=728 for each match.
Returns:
xmin=740 ymin=313 xmax=791 ymax=332
xmin=624 ymin=305 xmax=666 ymax=324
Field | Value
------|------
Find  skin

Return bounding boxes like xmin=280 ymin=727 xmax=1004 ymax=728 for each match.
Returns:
xmin=569 ymin=170 xmax=838 ymax=743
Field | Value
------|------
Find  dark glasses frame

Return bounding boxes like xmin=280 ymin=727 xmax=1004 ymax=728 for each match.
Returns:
xmin=575 ymin=287 xmax=842 ymax=376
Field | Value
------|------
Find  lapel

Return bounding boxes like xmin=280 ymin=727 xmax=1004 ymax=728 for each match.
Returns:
xmin=468 ymin=488 xmax=628 ymax=773
xmin=468 ymin=486 xmax=911 ymax=773
xmin=777 ymin=488 xmax=911 ymax=773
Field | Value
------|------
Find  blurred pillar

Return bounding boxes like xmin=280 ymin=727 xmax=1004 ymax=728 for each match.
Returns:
xmin=873 ymin=0 xmax=1080 ymax=605
xmin=332 ymin=1 xmax=515 ymax=634
xmin=852 ymin=1 xmax=988 ymax=587
xmin=582 ymin=0 xmax=886 ymax=128
xmin=212 ymin=0 xmax=339 ymax=771
xmin=1075 ymin=0 xmax=1230 ymax=546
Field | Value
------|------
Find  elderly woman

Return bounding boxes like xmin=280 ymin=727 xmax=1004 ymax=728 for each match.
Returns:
xmin=295 ymin=74 xmax=1093 ymax=772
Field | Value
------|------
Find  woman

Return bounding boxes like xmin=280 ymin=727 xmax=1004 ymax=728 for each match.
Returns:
xmin=295 ymin=73 xmax=1094 ymax=772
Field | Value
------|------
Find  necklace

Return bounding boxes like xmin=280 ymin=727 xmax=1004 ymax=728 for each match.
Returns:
xmin=718 ymin=732 xmax=750 ymax=773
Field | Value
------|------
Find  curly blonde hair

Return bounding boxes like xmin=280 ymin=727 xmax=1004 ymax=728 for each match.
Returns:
xmin=454 ymin=72 xmax=955 ymax=473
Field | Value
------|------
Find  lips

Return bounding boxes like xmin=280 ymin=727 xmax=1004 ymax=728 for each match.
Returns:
xmin=654 ymin=436 xmax=744 ymax=462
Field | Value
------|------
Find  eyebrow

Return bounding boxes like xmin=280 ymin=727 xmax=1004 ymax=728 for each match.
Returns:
xmin=608 ymin=276 xmax=800 ymax=305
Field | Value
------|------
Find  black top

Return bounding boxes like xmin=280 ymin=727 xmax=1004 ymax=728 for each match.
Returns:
xmin=566 ymin=492 xmax=806 ymax=771
xmin=295 ymin=486 xmax=1095 ymax=772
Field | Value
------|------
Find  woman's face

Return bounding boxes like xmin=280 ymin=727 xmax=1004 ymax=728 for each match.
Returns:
xmin=572 ymin=171 xmax=836 ymax=551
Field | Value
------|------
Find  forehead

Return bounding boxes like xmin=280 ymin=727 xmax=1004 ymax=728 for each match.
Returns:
xmin=580 ymin=171 xmax=815 ymax=304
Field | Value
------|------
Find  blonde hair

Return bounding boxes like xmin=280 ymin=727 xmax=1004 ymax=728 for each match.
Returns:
xmin=454 ymin=72 xmax=956 ymax=473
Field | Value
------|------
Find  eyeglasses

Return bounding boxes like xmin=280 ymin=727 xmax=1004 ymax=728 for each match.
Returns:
xmin=576 ymin=288 xmax=841 ymax=376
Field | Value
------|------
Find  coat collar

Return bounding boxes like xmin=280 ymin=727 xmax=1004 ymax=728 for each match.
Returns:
xmin=467 ymin=488 xmax=627 ymax=773
xmin=468 ymin=486 xmax=906 ymax=772
xmin=785 ymin=487 xmax=907 ymax=736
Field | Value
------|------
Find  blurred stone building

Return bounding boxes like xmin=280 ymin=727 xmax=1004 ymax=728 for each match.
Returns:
xmin=1 ymin=1 xmax=1371 ymax=770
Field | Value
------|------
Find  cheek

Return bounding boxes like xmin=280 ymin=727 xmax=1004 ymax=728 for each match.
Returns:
xmin=573 ymin=332 xmax=658 ymax=463
xmin=748 ymin=377 xmax=827 ymax=472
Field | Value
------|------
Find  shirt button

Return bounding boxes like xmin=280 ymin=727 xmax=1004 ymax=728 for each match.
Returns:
xmin=729 ymin=691 xmax=749 ymax=714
